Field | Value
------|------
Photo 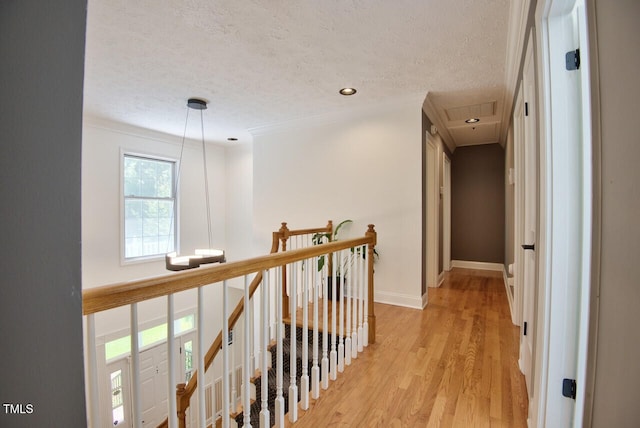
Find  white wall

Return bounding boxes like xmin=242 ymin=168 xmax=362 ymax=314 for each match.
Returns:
xmin=225 ymin=142 xmax=255 ymax=261
xmin=82 ymin=119 xmax=227 ymax=341
xmin=252 ymin=100 xmax=424 ymax=308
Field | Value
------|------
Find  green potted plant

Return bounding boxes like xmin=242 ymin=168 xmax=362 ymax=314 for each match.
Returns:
xmin=312 ymin=220 xmax=378 ymax=300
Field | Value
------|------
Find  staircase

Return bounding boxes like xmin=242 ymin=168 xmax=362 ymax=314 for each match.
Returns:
xmin=233 ymin=324 xmax=325 ymax=427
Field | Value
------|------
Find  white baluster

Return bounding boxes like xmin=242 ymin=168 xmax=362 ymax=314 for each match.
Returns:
xmin=311 ymin=256 xmax=320 ymax=399
xmin=363 ymin=245 xmax=370 ymax=347
xmin=358 ymin=245 xmax=365 ymax=353
xmin=345 ymin=250 xmax=352 ymax=367
xmin=167 ymin=295 xmax=177 ymax=428
xmin=288 ymin=262 xmax=298 ymax=422
xmin=197 ymin=287 xmax=206 ymax=428
xmin=330 ymin=251 xmax=337 ymax=381
xmin=86 ymin=314 xmax=101 ymax=428
xmin=231 ymin=335 xmax=237 ymax=410
xmin=130 ymin=304 xmax=142 ymax=428
xmin=260 ymin=271 xmax=270 ymax=428
xmin=301 ymin=258 xmax=310 ymax=410
xmin=352 ymin=249 xmax=358 ymax=360
xmin=321 ymin=259 xmax=329 ymax=390
xmin=275 ymin=267 xmax=285 ymax=428
xmin=243 ymin=276 xmax=252 ymax=427
xmin=222 ymin=280 xmax=230 ymax=428
xmin=338 ymin=250 xmax=345 ymax=373
xmin=250 ymin=287 xmax=255 ymax=376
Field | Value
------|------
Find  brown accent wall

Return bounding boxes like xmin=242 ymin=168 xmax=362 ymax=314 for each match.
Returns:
xmin=451 ymin=143 xmax=505 ymax=263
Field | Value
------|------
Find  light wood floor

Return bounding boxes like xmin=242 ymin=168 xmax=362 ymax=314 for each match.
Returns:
xmin=284 ymin=268 xmax=528 ymax=427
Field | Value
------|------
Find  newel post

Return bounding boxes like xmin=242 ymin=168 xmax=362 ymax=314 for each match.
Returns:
xmin=280 ymin=222 xmax=290 ymax=318
xmin=176 ymin=383 xmax=187 ymax=428
xmin=365 ymin=224 xmax=377 ymax=344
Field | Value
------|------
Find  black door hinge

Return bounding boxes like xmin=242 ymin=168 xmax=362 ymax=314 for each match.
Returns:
xmin=525 ymin=102 xmax=529 ymax=117
xmin=563 ymin=378 xmax=577 ymax=399
xmin=523 ymin=321 xmax=528 ymax=336
xmin=566 ymin=49 xmax=580 ymax=70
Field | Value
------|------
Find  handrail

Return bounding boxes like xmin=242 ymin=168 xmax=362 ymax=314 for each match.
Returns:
xmin=83 ymin=233 xmax=372 ymax=316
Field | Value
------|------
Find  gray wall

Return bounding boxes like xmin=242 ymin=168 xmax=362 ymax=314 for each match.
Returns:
xmin=588 ymin=1 xmax=640 ymax=426
xmin=0 ymin=1 xmax=87 ymax=427
xmin=451 ymin=143 xmax=505 ymax=263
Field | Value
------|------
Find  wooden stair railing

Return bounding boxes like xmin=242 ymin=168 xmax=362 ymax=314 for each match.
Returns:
xmin=172 ymin=222 xmax=335 ymax=427
xmin=83 ymin=221 xmax=376 ymax=428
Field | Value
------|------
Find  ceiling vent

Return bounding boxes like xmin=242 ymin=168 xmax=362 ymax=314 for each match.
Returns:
xmin=445 ymin=101 xmax=496 ymax=122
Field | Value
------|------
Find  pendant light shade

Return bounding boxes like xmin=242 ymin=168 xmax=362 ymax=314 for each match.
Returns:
xmin=166 ymin=98 xmax=225 ymax=271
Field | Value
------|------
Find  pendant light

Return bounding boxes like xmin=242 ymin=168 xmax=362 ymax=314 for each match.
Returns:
xmin=166 ymin=98 xmax=225 ymax=271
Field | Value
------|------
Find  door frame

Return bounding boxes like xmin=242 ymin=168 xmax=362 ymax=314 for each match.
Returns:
xmin=531 ymin=0 xmax=595 ymax=426
xmin=425 ymin=134 xmax=439 ymax=287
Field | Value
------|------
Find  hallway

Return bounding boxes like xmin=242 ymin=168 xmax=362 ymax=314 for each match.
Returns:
xmin=286 ymin=268 xmax=528 ymax=427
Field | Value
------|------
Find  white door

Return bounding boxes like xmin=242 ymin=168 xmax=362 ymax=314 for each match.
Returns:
xmin=425 ymin=135 xmax=438 ymax=287
xmin=106 ymin=358 xmax=131 ymax=428
xmin=139 ymin=343 xmax=169 ymax=427
xmin=519 ymin=32 xmax=537 ymax=393
xmin=514 ymin=82 xmax=525 ymax=329
xmin=536 ymin=0 xmax=593 ymax=426
xmin=443 ymin=155 xmax=452 ymax=272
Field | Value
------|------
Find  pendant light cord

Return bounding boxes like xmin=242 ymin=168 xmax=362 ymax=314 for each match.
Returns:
xmin=200 ymin=109 xmax=213 ymax=249
xmin=166 ymin=107 xmax=190 ymax=254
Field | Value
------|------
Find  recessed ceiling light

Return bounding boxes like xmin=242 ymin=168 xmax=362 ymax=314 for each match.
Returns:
xmin=339 ymin=87 xmax=357 ymax=96
xmin=465 ymin=118 xmax=480 ymax=124
xmin=227 ymin=137 xmax=238 ymax=141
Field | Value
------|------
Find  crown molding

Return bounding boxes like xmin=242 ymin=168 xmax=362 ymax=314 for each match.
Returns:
xmin=82 ymin=114 xmax=239 ymax=149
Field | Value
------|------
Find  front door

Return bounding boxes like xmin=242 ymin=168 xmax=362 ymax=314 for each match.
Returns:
xmin=139 ymin=342 xmax=169 ymax=427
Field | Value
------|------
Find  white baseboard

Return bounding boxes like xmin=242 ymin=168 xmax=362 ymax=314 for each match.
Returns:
xmin=422 ymin=292 xmax=429 ymax=309
xmin=437 ymin=271 xmax=445 ymax=286
xmin=451 ymin=260 xmax=504 ymax=271
xmin=503 ymin=266 xmax=516 ymax=325
xmin=374 ymin=290 xmax=423 ymax=309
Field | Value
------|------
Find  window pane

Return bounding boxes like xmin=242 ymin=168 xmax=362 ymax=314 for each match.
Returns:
xmin=125 ymin=217 xmax=142 ymax=239
xmin=125 ymin=237 xmax=142 ymax=258
xmin=156 ymin=162 xmax=173 ymax=198
xmin=175 ymin=314 xmax=195 ymax=334
xmin=123 ymin=157 xmax=141 ymax=196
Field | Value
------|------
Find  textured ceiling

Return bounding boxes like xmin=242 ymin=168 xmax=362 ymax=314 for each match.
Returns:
xmin=84 ymin=0 xmax=511 ymax=145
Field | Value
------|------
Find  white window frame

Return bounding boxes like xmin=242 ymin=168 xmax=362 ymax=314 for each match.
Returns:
xmin=120 ymin=150 xmax=179 ymax=264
